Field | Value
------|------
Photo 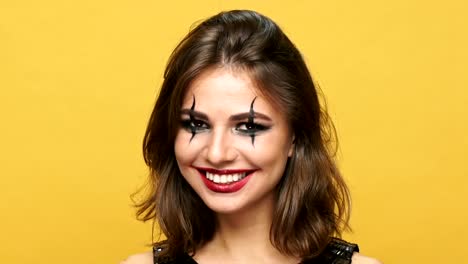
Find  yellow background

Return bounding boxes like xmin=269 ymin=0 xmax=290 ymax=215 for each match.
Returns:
xmin=1 ymin=0 xmax=467 ymax=263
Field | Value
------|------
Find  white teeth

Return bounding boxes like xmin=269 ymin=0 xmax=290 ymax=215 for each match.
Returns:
xmin=205 ymin=172 xmax=248 ymax=184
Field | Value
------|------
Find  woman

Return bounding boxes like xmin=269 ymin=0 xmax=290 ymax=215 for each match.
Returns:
xmin=123 ymin=10 xmax=381 ymax=264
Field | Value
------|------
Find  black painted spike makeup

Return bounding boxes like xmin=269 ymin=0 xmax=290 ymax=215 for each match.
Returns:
xmin=248 ymin=97 xmax=257 ymax=146
xmin=189 ymin=95 xmax=197 ymax=142
xmin=181 ymin=95 xmax=269 ymax=145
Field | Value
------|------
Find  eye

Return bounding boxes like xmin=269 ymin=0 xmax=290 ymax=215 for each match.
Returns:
xmin=235 ymin=122 xmax=269 ymax=135
xmin=181 ymin=119 xmax=209 ymax=132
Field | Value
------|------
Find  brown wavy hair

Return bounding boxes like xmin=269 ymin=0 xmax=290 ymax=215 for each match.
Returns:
xmin=136 ymin=10 xmax=351 ymax=260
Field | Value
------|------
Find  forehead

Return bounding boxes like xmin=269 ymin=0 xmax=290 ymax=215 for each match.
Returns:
xmin=182 ymin=67 xmax=262 ymax=108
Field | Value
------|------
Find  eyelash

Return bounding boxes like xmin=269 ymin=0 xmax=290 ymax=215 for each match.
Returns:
xmin=180 ymin=119 xmax=270 ymax=135
xmin=180 ymin=119 xmax=210 ymax=132
xmin=234 ymin=122 xmax=269 ymax=135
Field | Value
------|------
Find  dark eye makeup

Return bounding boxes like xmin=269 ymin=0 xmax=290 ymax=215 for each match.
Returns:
xmin=180 ymin=119 xmax=210 ymax=133
xmin=180 ymin=118 xmax=270 ymax=137
xmin=234 ymin=122 xmax=270 ymax=136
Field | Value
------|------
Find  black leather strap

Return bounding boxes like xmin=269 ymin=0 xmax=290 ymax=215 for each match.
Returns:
xmin=153 ymin=238 xmax=359 ymax=264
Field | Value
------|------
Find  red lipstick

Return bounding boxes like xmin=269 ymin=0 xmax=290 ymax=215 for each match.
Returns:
xmin=193 ymin=167 xmax=256 ymax=193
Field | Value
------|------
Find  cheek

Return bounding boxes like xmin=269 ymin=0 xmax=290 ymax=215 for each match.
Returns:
xmin=253 ymin=128 xmax=292 ymax=156
xmin=242 ymin=134 xmax=291 ymax=173
xmin=174 ymin=131 xmax=204 ymax=167
xmin=174 ymin=132 xmax=190 ymax=165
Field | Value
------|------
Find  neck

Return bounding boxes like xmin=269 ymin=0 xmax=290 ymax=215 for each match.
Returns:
xmin=214 ymin=200 xmax=273 ymax=253
xmin=195 ymin=193 xmax=300 ymax=264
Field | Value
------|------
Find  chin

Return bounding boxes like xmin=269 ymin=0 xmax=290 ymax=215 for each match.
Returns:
xmin=199 ymin=193 xmax=248 ymax=215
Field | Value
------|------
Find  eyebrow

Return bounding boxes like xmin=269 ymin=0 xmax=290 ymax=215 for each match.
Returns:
xmin=180 ymin=109 xmax=272 ymax=122
xmin=180 ymin=109 xmax=208 ymax=120
xmin=229 ymin=112 xmax=272 ymax=122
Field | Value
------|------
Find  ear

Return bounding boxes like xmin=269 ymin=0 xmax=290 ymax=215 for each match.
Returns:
xmin=287 ymin=135 xmax=295 ymax=157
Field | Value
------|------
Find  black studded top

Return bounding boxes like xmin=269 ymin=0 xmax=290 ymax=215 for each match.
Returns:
xmin=153 ymin=238 xmax=359 ymax=264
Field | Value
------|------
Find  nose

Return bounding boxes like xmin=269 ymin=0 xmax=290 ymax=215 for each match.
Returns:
xmin=204 ymin=128 xmax=238 ymax=165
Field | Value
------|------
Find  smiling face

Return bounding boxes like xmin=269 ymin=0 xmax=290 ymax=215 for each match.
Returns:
xmin=174 ymin=67 xmax=294 ymax=215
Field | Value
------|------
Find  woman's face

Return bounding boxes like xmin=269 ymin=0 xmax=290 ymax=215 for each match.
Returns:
xmin=174 ymin=67 xmax=294 ymax=215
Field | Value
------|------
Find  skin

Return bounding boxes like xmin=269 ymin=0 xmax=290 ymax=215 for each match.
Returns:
xmin=176 ymin=67 xmax=293 ymax=215
xmin=121 ymin=67 xmax=382 ymax=264
xmin=176 ymin=67 xmax=296 ymax=263
xmin=120 ymin=252 xmax=382 ymax=264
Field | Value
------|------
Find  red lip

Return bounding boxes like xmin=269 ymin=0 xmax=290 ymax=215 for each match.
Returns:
xmin=193 ymin=166 xmax=256 ymax=174
xmin=193 ymin=166 xmax=256 ymax=193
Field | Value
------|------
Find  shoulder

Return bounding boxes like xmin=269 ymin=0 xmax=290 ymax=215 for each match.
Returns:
xmin=120 ymin=252 xmax=153 ymax=264
xmin=352 ymin=252 xmax=383 ymax=264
